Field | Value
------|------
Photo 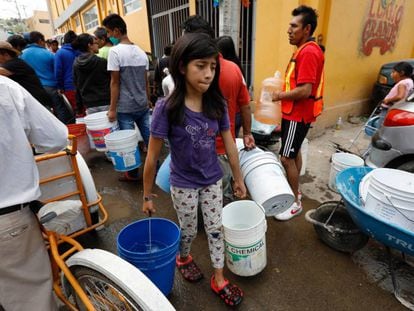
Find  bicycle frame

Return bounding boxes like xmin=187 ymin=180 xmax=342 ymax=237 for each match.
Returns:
xmin=35 ymin=135 xmax=109 ymax=310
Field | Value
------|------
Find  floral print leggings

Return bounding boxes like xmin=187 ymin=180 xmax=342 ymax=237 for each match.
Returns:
xmin=171 ymin=180 xmax=224 ymax=269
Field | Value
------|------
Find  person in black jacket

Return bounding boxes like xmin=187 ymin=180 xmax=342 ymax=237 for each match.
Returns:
xmin=72 ymin=33 xmax=110 ymax=114
xmin=0 ymin=41 xmax=54 ymax=111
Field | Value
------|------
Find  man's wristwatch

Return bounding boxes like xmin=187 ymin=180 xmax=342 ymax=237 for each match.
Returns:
xmin=144 ymin=195 xmax=153 ymax=202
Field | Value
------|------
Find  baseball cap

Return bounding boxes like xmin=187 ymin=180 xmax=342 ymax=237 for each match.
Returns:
xmin=0 ymin=41 xmax=21 ymax=56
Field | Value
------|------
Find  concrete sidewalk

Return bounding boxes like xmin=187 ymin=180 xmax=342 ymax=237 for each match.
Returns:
xmin=300 ymin=117 xmax=370 ymax=203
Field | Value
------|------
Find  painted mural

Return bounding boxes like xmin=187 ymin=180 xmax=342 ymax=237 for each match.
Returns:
xmin=361 ymin=0 xmax=405 ymax=56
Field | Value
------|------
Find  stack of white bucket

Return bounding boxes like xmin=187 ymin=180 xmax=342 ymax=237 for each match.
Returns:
xmin=236 ymin=139 xmax=294 ymax=216
xmin=360 ymin=168 xmax=414 ymax=231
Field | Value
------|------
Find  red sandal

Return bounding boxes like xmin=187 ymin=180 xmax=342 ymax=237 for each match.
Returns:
xmin=118 ymin=171 xmax=140 ymax=182
xmin=210 ymin=275 xmax=243 ymax=307
xmin=176 ymin=255 xmax=203 ymax=282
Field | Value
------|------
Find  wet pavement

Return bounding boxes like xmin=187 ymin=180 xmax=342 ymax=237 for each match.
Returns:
xmin=77 ymin=120 xmax=413 ymax=310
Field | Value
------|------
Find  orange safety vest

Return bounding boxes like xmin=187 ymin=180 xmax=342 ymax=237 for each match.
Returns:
xmin=282 ymin=41 xmax=324 ymax=118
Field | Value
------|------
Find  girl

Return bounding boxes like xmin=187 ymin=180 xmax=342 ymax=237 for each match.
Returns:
xmin=142 ymin=33 xmax=246 ymax=307
xmin=378 ymin=62 xmax=413 ymax=126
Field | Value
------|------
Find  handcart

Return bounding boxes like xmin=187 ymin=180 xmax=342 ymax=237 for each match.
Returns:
xmin=34 ymin=135 xmax=174 ymax=310
xmin=306 ymin=166 xmax=414 ymax=309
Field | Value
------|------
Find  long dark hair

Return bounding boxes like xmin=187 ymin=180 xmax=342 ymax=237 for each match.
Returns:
xmin=167 ymin=32 xmax=225 ymax=125
xmin=216 ymin=36 xmax=245 ymax=78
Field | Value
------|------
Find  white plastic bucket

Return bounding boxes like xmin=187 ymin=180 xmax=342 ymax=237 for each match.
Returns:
xmin=241 ymin=152 xmax=294 ymax=216
xmin=300 ymin=138 xmax=309 ymax=176
xmin=104 ymin=130 xmax=141 ymax=172
xmin=238 ymin=147 xmax=266 ymax=166
xmin=222 ymin=200 xmax=267 ymax=277
xmin=328 ymin=153 xmax=364 ymax=191
xmin=364 ymin=168 xmax=414 ymax=225
xmin=365 ymin=188 xmax=414 ymax=232
xmin=84 ymin=111 xmax=119 ymax=151
xmin=370 ymin=168 xmax=414 ymax=197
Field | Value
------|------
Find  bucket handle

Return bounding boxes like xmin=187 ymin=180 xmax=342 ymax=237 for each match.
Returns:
xmin=384 ymin=194 xmax=414 ymax=221
xmin=304 ymin=209 xmax=361 ymax=234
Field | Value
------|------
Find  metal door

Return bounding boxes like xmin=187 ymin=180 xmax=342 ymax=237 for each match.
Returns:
xmin=196 ymin=0 xmax=255 ymax=88
xmin=147 ymin=0 xmax=190 ymax=59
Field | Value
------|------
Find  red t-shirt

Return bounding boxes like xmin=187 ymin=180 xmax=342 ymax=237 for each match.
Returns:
xmin=216 ymin=54 xmax=250 ymax=155
xmin=282 ymin=43 xmax=324 ymax=123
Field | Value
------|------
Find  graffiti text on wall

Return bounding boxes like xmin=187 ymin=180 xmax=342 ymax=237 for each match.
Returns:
xmin=361 ymin=0 xmax=405 ymax=56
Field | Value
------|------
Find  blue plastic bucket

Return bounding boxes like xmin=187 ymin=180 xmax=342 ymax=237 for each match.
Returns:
xmin=117 ymin=218 xmax=180 ymax=296
xmin=105 ymin=130 xmax=141 ymax=172
xmin=365 ymin=116 xmax=380 ymax=136
xmin=107 ymin=148 xmax=141 ymax=172
xmin=156 ymin=154 xmax=171 ymax=193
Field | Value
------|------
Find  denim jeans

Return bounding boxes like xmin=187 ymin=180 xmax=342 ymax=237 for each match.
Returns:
xmin=117 ymin=109 xmax=150 ymax=147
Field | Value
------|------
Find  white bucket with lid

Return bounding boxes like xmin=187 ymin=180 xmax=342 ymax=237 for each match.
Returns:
xmin=104 ymin=130 xmax=141 ymax=172
xmin=222 ymin=200 xmax=267 ymax=276
xmin=84 ymin=111 xmax=119 ymax=151
xmin=363 ymin=168 xmax=414 ymax=230
xmin=328 ymin=153 xmax=364 ymax=192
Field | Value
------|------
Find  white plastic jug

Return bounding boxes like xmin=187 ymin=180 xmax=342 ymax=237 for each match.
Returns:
xmin=255 ymin=71 xmax=283 ymax=125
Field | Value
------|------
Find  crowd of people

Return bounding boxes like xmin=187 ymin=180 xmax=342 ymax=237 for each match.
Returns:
xmin=0 ymin=5 xmax=326 ymax=309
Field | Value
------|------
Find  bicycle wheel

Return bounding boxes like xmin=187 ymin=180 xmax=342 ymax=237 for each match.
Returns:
xmin=64 ymin=249 xmax=175 ymax=311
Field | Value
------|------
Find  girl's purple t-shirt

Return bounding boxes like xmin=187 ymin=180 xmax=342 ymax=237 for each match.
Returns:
xmin=151 ymin=99 xmax=230 ymax=188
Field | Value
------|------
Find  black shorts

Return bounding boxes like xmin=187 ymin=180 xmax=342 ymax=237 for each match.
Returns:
xmin=279 ymin=119 xmax=311 ymax=159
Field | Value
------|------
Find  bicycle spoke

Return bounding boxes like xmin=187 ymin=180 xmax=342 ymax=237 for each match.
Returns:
xmin=76 ymin=275 xmax=141 ymax=310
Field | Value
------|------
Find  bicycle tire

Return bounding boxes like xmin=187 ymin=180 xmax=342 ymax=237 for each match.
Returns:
xmin=63 ymin=249 xmax=175 ymax=311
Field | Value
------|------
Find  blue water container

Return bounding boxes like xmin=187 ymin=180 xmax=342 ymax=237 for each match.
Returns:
xmin=117 ymin=218 xmax=180 ymax=296
xmin=155 ymin=154 xmax=171 ymax=193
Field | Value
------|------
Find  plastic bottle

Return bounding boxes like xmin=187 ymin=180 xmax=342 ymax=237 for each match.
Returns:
xmin=335 ymin=117 xmax=343 ymax=130
xmin=254 ymin=71 xmax=283 ymax=125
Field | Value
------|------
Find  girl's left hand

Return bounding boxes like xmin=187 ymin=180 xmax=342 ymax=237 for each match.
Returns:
xmin=233 ymin=179 xmax=247 ymax=199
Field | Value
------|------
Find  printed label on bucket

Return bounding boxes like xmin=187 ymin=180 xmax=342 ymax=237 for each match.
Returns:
xmin=225 ymin=239 xmax=266 ymax=273
xmin=121 ymin=151 xmax=137 ymax=168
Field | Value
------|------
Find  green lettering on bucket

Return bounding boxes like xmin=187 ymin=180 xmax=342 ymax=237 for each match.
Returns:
xmin=225 ymin=239 xmax=265 ymax=262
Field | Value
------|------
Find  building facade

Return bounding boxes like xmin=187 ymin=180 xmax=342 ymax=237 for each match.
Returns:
xmin=26 ymin=10 xmax=54 ymax=39
xmin=47 ymin=0 xmax=414 ymax=130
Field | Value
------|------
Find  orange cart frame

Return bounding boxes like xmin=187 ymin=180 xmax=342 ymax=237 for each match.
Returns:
xmin=35 ymin=135 xmax=109 ymax=310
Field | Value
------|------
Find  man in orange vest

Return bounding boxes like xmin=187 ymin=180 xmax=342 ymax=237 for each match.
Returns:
xmin=272 ymin=5 xmax=324 ymax=221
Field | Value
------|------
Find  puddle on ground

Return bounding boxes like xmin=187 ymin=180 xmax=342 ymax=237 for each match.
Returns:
xmin=352 ymin=240 xmax=414 ymax=308
xmin=98 ymin=186 xmax=139 ymax=224
xmin=301 ymin=173 xmax=316 ymax=184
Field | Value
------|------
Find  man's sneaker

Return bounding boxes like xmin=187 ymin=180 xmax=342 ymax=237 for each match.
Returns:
xmin=274 ymin=201 xmax=303 ymax=221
